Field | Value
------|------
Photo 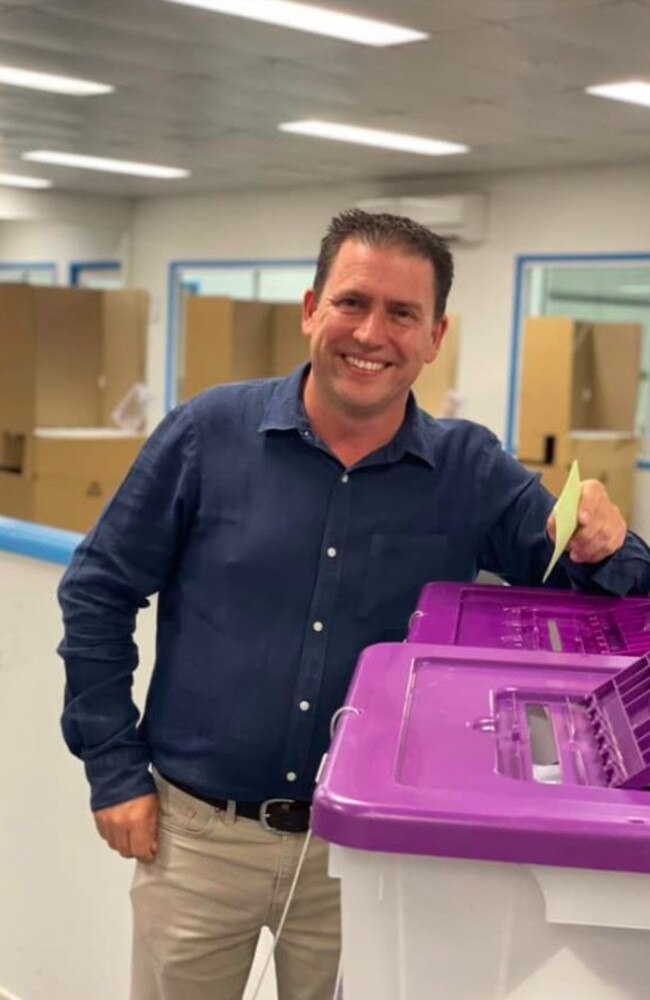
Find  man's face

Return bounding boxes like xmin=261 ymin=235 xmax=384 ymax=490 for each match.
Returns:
xmin=302 ymin=238 xmax=447 ymax=423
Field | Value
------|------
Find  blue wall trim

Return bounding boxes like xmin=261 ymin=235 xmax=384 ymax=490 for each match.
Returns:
xmin=69 ymin=260 xmax=121 ymax=286
xmin=506 ymin=251 xmax=650 ymax=470
xmin=0 ymin=517 xmax=82 ymax=566
xmin=165 ymin=258 xmax=317 ymax=413
xmin=0 ymin=261 xmax=57 ymax=281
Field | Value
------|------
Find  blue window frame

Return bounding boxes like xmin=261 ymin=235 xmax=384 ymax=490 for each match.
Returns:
xmin=506 ymin=253 xmax=650 ymax=470
xmin=0 ymin=262 xmax=57 ymax=284
xmin=69 ymin=260 xmax=122 ymax=288
xmin=166 ymin=258 xmax=316 ymax=412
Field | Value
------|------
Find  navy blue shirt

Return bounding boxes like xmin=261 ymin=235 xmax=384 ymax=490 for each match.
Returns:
xmin=58 ymin=366 xmax=650 ymax=810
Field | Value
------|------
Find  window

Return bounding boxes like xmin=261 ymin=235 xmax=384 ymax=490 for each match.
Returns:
xmin=0 ymin=263 xmax=56 ymax=285
xmin=507 ymin=255 xmax=650 ymax=462
xmin=69 ymin=261 xmax=123 ymax=289
xmin=167 ymin=260 xmax=316 ymax=410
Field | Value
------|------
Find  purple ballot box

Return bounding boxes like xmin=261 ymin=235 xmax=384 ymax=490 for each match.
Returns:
xmin=313 ymin=642 xmax=650 ymax=999
xmin=408 ymin=582 xmax=650 ymax=655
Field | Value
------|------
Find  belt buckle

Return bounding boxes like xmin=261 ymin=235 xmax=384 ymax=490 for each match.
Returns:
xmin=260 ymin=798 xmax=309 ymax=834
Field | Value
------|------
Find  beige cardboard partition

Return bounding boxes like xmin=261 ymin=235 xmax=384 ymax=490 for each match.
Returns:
xmin=532 ymin=433 xmax=640 ymax=522
xmin=0 ymin=284 xmax=150 ymax=527
xmin=0 ymin=429 xmax=146 ymax=533
xmin=517 ymin=318 xmax=642 ymax=516
xmin=182 ymin=297 xmax=274 ymax=400
xmin=101 ymin=289 xmax=148 ymax=424
xmin=413 ymin=314 xmax=460 ymax=417
xmin=183 ymin=297 xmax=461 ymax=414
xmin=0 ymin=285 xmax=103 ymax=434
xmin=0 ymin=284 xmax=149 ymax=433
xmin=270 ymin=303 xmax=308 ymax=376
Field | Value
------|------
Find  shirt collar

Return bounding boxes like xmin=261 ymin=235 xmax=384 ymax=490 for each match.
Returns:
xmin=258 ymin=363 xmax=437 ymax=469
xmin=258 ymin=364 xmax=311 ymax=434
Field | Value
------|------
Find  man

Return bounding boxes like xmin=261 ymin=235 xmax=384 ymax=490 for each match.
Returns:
xmin=58 ymin=210 xmax=650 ymax=1000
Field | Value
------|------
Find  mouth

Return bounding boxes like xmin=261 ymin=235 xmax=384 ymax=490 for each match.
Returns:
xmin=342 ymin=353 xmax=390 ymax=374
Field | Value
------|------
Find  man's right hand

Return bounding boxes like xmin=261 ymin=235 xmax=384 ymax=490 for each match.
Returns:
xmin=93 ymin=793 xmax=159 ymax=863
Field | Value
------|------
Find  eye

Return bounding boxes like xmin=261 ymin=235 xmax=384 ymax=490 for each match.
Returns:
xmin=335 ymin=295 xmax=362 ymax=310
xmin=392 ymin=306 xmax=416 ymax=322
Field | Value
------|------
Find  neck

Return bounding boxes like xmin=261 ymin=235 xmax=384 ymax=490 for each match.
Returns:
xmin=303 ymin=374 xmax=406 ymax=467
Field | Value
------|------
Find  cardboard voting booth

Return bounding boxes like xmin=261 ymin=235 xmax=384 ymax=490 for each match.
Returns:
xmin=517 ymin=318 xmax=642 ymax=519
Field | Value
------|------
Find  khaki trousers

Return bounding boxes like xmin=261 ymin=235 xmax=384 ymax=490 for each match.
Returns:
xmin=130 ymin=775 xmax=341 ymax=1000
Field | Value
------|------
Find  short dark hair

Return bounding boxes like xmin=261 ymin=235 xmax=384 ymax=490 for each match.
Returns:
xmin=313 ymin=208 xmax=454 ymax=320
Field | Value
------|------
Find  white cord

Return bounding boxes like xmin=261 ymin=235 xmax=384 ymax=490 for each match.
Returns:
xmin=332 ymin=952 xmax=343 ymax=999
xmin=248 ymin=828 xmax=314 ymax=1000
xmin=329 ymin=704 xmax=360 ymax=739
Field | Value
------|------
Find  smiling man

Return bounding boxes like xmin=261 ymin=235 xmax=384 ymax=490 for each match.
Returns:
xmin=58 ymin=209 xmax=650 ymax=1000
xmin=302 ymin=234 xmax=447 ymax=473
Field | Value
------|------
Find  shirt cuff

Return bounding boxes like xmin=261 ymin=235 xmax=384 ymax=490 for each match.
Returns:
xmin=85 ymin=748 xmax=156 ymax=812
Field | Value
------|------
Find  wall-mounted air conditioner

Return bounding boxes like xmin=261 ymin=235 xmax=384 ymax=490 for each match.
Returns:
xmin=355 ymin=193 xmax=488 ymax=244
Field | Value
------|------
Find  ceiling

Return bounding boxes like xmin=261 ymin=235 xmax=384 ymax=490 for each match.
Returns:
xmin=1 ymin=0 xmax=650 ymax=196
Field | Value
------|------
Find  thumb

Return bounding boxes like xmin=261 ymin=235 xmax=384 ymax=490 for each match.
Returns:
xmin=546 ymin=511 xmax=556 ymax=542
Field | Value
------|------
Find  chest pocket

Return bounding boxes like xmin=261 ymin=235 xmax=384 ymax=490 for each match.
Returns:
xmin=358 ymin=532 xmax=451 ymax=625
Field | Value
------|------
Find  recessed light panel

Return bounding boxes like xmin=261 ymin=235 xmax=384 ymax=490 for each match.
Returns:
xmin=586 ymin=80 xmax=650 ymax=109
xmin=23 ymin=151 xmax=190 ymax=179
xmin=0 ymin=173 xmax=52 ymax=189
xmin=279 ymin=120 xmax=469 ymax=156
xmin=161 ymin=0 xmax=428 ymax=46
xmin=0 ymin=65 xmax=112 ymax=96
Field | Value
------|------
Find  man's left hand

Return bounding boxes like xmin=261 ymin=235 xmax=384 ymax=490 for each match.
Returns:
xmin=546 ymin=479 xmax=627 ymax=564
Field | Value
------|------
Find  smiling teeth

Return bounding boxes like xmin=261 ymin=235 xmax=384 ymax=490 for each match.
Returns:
xmin=346 ymin=356 xmax=385 ymax=371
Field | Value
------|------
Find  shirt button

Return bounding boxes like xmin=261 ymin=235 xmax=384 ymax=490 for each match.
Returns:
xmin=326 ymin=547 xmax=337 ymax=558
xmin=299 ymin=700 xmax=311 ymax=711
xmin=312 ymin=620 xmax=324 ymax=632
xmin=341 ymin=473 xmax=349 ymax=483
xmin=303 ymin=430 xmax=311 ymax=439
xmin=286 ymin=771 xmax=297 ymax=782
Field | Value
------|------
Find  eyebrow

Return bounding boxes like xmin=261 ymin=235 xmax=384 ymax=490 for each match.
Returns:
xmin=331 ymin=288 xmax=424 ymax=317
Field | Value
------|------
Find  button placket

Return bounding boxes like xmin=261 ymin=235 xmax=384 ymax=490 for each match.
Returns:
xmin=280 ymin=464 xmax=352 ymax=784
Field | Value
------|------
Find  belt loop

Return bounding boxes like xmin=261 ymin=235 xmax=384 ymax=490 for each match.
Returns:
xmin=224 ymin=799 xmax=237 ymax=825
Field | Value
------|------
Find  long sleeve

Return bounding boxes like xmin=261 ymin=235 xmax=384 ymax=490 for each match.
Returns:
xmin=57 ymin=404 xmax=200 ymax=810
xmin=477 ymin=434 xmax=650 ymax=595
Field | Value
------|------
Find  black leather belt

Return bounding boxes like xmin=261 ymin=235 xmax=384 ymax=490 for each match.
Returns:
xmin=161 ymin=774 xmax=311 ymax=834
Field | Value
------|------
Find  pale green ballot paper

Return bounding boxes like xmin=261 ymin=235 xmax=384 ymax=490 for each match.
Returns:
xmin=542 ymin=460 xmax=581 ymax=583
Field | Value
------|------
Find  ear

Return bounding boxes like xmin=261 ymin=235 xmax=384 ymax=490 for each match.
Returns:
xmin=302 ymin=288 xmax=318 ymax=338
xmin=424 ymin=316 xmax=448 ymax=364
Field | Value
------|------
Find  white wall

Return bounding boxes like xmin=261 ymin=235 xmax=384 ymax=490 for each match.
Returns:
xmin=0 ymin=551 xmax=152 ymax=1000
xmin=0 ymin=550 xmax=277 ymax=1000
xmin=0 ymin=189 xmax=134 ymax=286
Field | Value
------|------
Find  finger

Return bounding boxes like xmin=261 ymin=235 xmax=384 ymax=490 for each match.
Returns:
xmin=115 ymin=828 xmax=135 ymax=858
xmin=569 ymin=525 xmax=624 ymax=563
xmin=130 ymin=823 xmax=158 ymax=863
xmin=98 ymin=818 xmax=132 ymax=857
xmin=569 ymin=539 xmax=608 ymax=563
xmin=94 ymin=815 xmax=108 ymax=842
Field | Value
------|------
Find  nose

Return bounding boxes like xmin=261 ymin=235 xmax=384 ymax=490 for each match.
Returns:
xmin=352 ymin=308 xmax=386 ymax=347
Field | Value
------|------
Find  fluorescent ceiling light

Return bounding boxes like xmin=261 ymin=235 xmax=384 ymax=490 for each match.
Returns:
xmin=161 ymin=0 xmax=428 ymax=47
xmin=0 ymin=173 xmax=52 ymax=189
xmin=0 ymin=65 xmax=112 ymax=96
xmin=279 ymin=120 xmax=469 ymax=156
xmin=23 ymin=151 xmax=190 ymax=179
xmin=586 ymin=80 xmax=650 ymax=108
